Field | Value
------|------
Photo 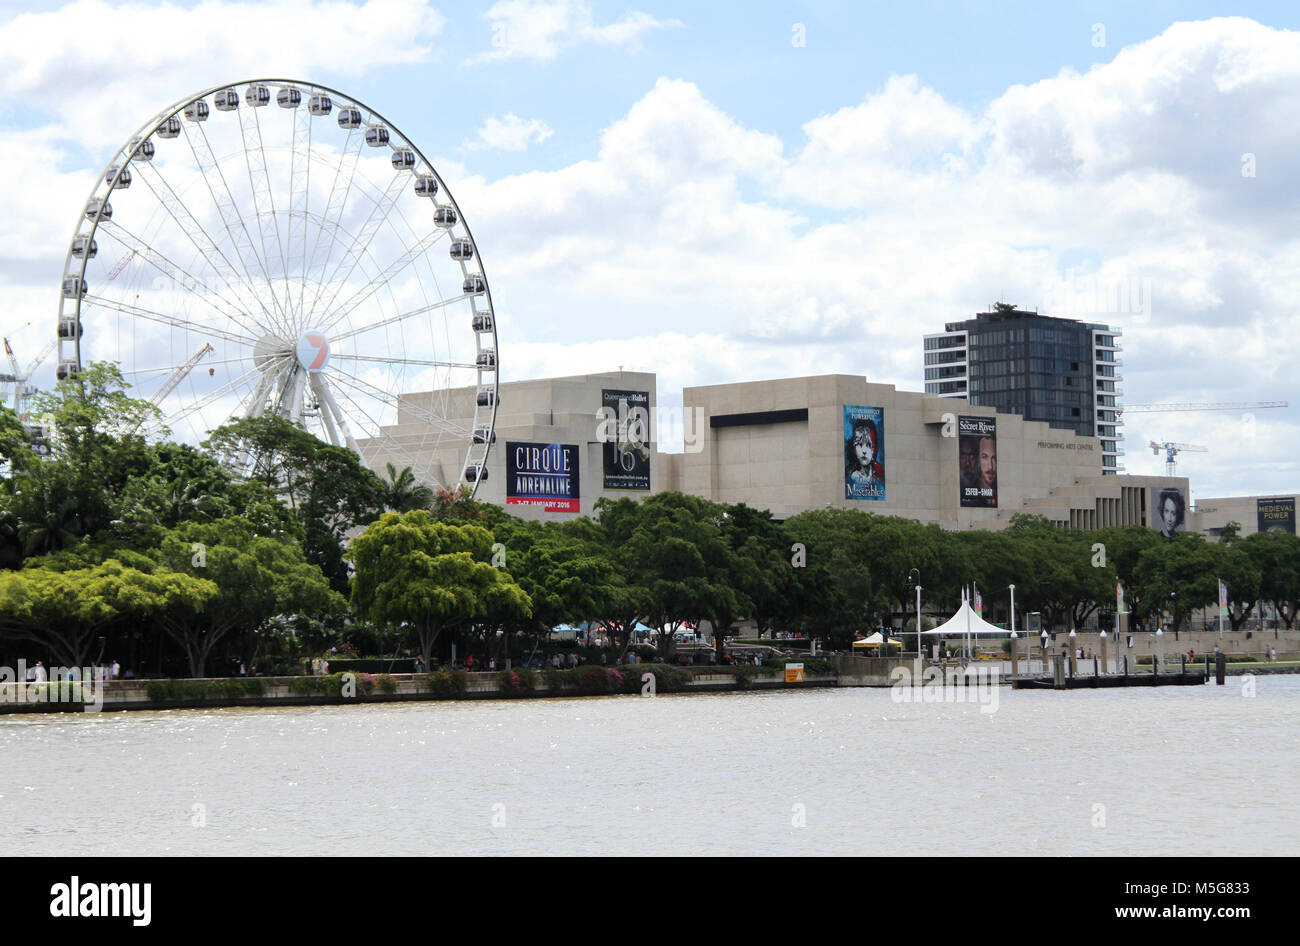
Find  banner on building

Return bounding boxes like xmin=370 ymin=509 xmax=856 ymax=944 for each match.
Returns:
xmin=506 ymin=442 xmax=581 ymax=513
xmin=843 ymin=405 xmax=886 ymax=501
xmin=1150 ymin=486 xmax=1187 ymax=539
xmin=1256 ymin=497 xmax=1296 ymax=535
xmin=958 ymin=415 xmax=997 ymax=508
xmin=601 ymin=389 xmax=652 ymax=491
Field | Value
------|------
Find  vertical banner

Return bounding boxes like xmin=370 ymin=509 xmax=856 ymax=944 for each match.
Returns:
xmin=1256 ymin=497 xmax=1296 ymax=534
xmin=958 ymin=415 xmax=997 ymax=508
xmin=843 ymin=405 xmax=886 ymax=500
xmin=506 ymin=442 xmax=581 ymax=513
xmin=1150 ymin=486 xmax=1187 ymax=538
xmin=1218 ymin=580 xmax=1229 ymax=620
xmin=1116 ymin=580 xmax=1125 ymax=614
xmin=601 ymin=389 xmax=652 ymax=491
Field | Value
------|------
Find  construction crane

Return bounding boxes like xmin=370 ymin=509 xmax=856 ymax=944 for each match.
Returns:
xmin=1150 ymin=440 xmax=1207 ymax=476
xmin=1119 ymin=401 xmax=1287 ymax=417
xmin=120 ymin=343 xmax=215 ymax=434
xmin=1 ymin=332 xmax=57 ymax=418
xmin=107 ymin=249 xmax=136 ymax=280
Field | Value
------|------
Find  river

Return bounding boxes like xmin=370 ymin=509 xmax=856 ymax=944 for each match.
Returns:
xmin=3 ymin=676 xmax=1296 ymax=855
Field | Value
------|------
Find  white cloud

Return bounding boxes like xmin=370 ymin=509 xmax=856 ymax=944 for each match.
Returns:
xmin=466 ymin=114 xmax=555 ymax=152
xmin=471 ymin=0 xmax=680 ymax=64
xmin=0 ymin=0 xmax=446 ymax=149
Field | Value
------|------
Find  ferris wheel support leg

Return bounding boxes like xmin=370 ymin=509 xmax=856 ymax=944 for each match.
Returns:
xmin=315 ymin=375 xmax=361 ymax=455
xmin=308 ymin=372 xmax=340 ymax=447
xmin=288 ymin=367 xmax=308 ymax=426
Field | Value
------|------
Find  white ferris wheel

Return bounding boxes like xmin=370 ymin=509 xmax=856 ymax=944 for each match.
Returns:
xmin=56 ymin=79 xmax=498 ymax=491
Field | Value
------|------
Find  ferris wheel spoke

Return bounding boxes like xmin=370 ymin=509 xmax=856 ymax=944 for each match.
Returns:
xmin=324 ymin=364 xmax=474 ymax=439
xmin=181 ymin=120 xmax=293 ymax=336
xmin=122 ymin=355 xmax=254 ymax=377
xmin=238 ymin=104 xmax=290 ymax=326
xmin=286 ymin=105 xmax=313 ymax=329
xmin=96 ymin=219 xmax=269 ymax=343
xmin=82 ymin=294 xmax=258 ymax=349
xmin=316 ymin=228 xmax=449 ymax=336
xmin=131 ymin=160 xmax=280 ymax=336
xmin=302 ymin=129 xmax=365 ymax=318
xmin=309 ymin=171 xmax=407 ymax=322
xmin=328 ymin=292 xmax=472 ymax=344
xmin=331 ymin=352 xmax=480 ymax=370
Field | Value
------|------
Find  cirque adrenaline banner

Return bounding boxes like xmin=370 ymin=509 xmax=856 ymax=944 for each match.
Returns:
xmin=1257 ymin=497 xmax=1296 ymax=534
xmin=958 ymin=415 xmax=997 ymax=508
xmin=601 ymin=389 xmax=652 ymax=491
xmin=506 ymin=442 xmax=580 ymax=513
xmin=844 ymin=405 xmax=886 ymax=500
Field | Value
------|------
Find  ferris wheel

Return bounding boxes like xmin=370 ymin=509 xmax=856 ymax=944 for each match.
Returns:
xmin=56 ymin=79 xmax=498 ymax=492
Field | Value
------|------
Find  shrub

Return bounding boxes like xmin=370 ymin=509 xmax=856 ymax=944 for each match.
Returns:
xmin=619 ymin=664 xmax=687 ymax=694
xmin=376 ymin=673 xmax=397 ymax=694
xmin=498 ymin=667 xmax=536 ymax=696
xmin=571 ymin=664 xmax=616 ymax=695
xmin=426 ymin=670 xmax=468 ymax=698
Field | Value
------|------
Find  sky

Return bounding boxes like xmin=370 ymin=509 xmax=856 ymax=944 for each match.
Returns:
xmin=1 ymin=0 xmax=1299 ymax=500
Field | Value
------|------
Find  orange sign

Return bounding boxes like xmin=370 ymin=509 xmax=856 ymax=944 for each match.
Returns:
xmin=785 ymin=663 xmax=805 ymax=683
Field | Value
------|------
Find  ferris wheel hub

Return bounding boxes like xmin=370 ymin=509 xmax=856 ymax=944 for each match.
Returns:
xmin=252 ymin=333 xmax=290 ymax=369
xmin=295 ymin=331 xmax=331 ymax=372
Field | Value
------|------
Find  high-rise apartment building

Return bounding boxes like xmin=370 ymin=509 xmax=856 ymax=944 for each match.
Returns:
xmin=924 ymin=303 xmax=1124 ymax=473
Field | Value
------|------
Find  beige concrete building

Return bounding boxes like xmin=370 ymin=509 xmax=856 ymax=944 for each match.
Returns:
xmin=369 ymin=369 xmax=1226 ymax=531
xmin=368 ymin=370 xmax=668 ymax=520
xmin=677 ymin=374 xmax=1187 ymax=528
xmin=1191 ymin=494 xmax=1298 ymax=539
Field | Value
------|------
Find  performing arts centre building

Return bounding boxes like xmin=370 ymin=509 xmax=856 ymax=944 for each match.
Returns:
xmin=358 ymin=369 xmax=1283 ymax=537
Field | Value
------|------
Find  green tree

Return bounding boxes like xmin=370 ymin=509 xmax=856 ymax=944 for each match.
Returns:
xmin=150 ymin=517 xmax=343 ymax=677
xmin=205 ymin=415 xmax=384 ymax=592
xmin=1133 ymin=534 xmax=1221 ymax=632
xmin=0 ymin=558 xmax=216 ymax=669
xmin=347 ymin=510 xmax=532 ymax=667
xmin=1240 ymin=530 xmax=1300 ymax=630
xmin=381 ymin=463 xmax=435 ymax=513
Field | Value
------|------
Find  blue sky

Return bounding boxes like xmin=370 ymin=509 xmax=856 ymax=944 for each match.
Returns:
xmin=2 ymin=0 xmax=1299 ymax=498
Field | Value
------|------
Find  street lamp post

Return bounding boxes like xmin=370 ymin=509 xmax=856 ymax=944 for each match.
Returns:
xmin=1008 ymin=584 xmax=1020 ymax=674
xmin=908 ymin=568 xmax=921 ymax=660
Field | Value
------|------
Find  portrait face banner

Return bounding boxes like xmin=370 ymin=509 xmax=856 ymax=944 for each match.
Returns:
xmin=1150 ymin=486 xmax=1187 ymax=539
xmin=1257 ymin=497 xmax=1296 ymax=535
xmin=958 ymin=415 xmax=997 ymax=508
xmin=601 ymin=389 xmax=651 ymax=491
xmin=844 ymin=405 xmax=886 ymax=501
xmin=506 ymin=442 xmax=581 ymax=513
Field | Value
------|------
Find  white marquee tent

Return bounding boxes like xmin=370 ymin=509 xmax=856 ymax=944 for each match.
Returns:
xmin=921 ymin=588 xmax=1010 ymax=655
